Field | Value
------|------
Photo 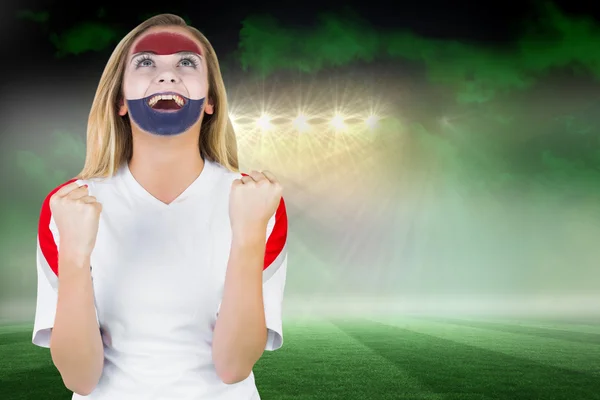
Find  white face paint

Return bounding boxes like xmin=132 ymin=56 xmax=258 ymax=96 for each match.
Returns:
xmin=123 ymin=51 xmax=208 ymax=102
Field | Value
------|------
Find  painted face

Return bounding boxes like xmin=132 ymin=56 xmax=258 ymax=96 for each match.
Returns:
xmin=121 ymin=30 xmax=209 ymax=136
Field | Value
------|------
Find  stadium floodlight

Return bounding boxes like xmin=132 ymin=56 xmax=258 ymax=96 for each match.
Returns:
xmin=293 ymin=114 xmax=309 ymax=132
xmin=330 ymin=114 xmax=345 ymax=130
xmin=365 ymin=115 xmax=379 ymax=129
xmin=257 ymin=114 xmax=271 ymax=130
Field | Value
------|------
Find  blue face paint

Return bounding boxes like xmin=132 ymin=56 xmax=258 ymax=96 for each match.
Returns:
xmin=126 ymin=93 xmax=205 ymax=136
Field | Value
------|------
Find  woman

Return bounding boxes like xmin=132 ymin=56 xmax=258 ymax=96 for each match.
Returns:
xmin=32 ymin=14 xmax=288 ymax=400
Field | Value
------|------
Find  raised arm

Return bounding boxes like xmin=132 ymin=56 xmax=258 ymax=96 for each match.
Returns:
xmin=212 ymin=170 xmax=287 ymax=384
xmin=34 ymin=181 xmax=104 ymax=395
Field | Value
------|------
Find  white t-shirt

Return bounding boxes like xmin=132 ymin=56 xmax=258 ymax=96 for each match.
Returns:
xmin=32 ymin=159 xmax=288 ymax=400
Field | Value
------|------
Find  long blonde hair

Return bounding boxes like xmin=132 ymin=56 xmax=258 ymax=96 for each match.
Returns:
xmin=78 ymin=14 xmax=238 ymax=179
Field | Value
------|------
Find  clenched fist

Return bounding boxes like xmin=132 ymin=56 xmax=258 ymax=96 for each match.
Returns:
xmin=50 ymin=182 xmax=103 ymax=260
xmin=229 ymin=170 xmax=282 ymax=239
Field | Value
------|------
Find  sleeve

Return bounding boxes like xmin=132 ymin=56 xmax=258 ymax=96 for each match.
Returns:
xmin=32 ymin=179 xmax=93 ymax=348
xmin=262 ymin=196 xmax=288 ymax=351
xmin=214 ymin=196 xmax=289 ymax=352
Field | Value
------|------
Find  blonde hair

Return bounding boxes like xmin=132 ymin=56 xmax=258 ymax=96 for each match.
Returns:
xmin=78 ymin=14 xmax=238 ymax=179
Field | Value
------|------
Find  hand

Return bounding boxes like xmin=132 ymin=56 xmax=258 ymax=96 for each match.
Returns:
xmin=50 ymin=182 xmax=103 ymax=262
xmin=229 ymin=170 xmax=282 ymax=240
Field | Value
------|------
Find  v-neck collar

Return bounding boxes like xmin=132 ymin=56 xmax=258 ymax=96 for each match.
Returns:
xmin=119 ymin=158 xmax=218 ymax=209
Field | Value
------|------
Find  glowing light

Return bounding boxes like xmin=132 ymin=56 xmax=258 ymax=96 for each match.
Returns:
xmin=293 ymin=114 xmax=309 ymax=132
xmin=257 ymin=114 xmax=271 ymax=130
xmin=365 ymin=115 xmax=379 ymax=129
xmin=330 ymin=114 xmax=345 ymax=129
xmin=229 ymin=113 xmax=237 ymax=128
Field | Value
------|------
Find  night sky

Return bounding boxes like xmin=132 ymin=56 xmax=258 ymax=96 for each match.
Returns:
xmin=3 ymin=0 xmax=600 ymax=72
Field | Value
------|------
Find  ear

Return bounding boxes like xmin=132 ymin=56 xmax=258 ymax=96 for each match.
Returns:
xmin=204 ymin=98 xmax=214 ymax=115
xmin=118 ymin=98 xmax=128 ymax=116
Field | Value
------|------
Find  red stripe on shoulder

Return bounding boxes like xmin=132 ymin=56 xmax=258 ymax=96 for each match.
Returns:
xmin=264 ymin=197 xmax=288 ymax=270
xmin=240 ymin=172 xmax=288 ymax=270
xmin=38 ymin=179 xmax=78 ymax=277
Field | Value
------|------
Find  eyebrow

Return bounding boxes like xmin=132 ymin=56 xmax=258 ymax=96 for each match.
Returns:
xmin=130 ymin=51 xmax=202 ymax=63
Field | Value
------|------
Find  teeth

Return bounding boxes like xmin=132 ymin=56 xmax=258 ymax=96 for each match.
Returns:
xmin=148 ymin=94 xmax=185 ymax=107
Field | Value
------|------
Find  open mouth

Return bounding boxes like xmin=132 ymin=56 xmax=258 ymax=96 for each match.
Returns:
xmin=147 ymin=93 xmax=186 ymax=111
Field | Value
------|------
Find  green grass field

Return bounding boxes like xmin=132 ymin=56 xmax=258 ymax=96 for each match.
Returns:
xmin=1 ymin=315 xmax=599 ymax=399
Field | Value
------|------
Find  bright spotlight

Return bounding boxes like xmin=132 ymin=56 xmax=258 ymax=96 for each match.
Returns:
xmin=293 ymin=115 xmax=309 ymax=132
xmin=330 ymin=114 xmax=345 ymax=129
xmin=365 ymin=115 xmax=379 ymax=129
xmin=257 ymin=114 xmax=271 ymax=130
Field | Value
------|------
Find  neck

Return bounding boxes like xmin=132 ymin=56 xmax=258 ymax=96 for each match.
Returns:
xmin=128 ymin=129 xmax=205 ymax=203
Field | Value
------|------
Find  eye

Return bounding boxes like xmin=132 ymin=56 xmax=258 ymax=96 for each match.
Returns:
xmin=134 ymin=54 xmax=154 ymax=68
xmin=179 ymin=55 xmax=200 ymax=68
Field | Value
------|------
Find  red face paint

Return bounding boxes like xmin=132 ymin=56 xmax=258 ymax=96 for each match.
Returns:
xmin=132 ymin=32 xmax=203 ymax=56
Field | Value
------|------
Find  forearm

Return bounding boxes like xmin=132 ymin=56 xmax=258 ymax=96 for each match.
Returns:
xmin=50 ymin=250 xmax=104 ymax=396
xmin=212 ymin=233 xmax=268 ymax=384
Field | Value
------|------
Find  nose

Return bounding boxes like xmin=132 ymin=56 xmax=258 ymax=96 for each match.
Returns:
xmin=155 ymin=70 xmax=179 ymax=84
